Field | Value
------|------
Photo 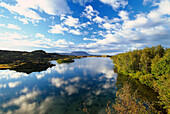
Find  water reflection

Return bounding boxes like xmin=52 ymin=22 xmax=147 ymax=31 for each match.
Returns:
xmin=0 ymin=57 xmax=117 ymax=114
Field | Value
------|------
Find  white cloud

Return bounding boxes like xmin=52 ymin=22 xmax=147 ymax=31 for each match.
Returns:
xmin=0 ymin=0 xmax=169 ymax=54
xmin=8 ymin=81 xmax=21 ymax=88
xmin=0 ymin=2 xmax=43 ymax=20
xmin=63 ymin=16 xmax=80 ymax=28
xmin=123 ymin=14 xmax=148 ymax=29
xmin=97 ymin=34 xmax=120 ymax=44
xmin=7 ymin=24 xmax=21 ymax=30
xmin=69 ymin=29 xmax=82 ymax=35
xmin=99 ymin=0 xmax=128 ymax=10
xmin=93 ymin=16 xmax=104 ymax=23
xmin=18 ymin=17 xmax=29 ymax=24
xmin=118 ymin=10 xmax=129 ymax=20
xmin=61 ymin=15 xmax=91 ymax=29
xmin=36 ymin=0 xmax=70 ymax=15
xmin=81 ymin=21 xmax=91 ymax=27
xmin=53 ymin=39 xmax=74 ymax=48
xmin=83 ymin=5 xmax=99 ymax=20
xmin=48 ymin=24 xmax=69 ymax=35
xmin=140 ymin=25 xmax=167 ymax=36
xmin=83 ymin=37 xmax=98 ymax=41
xmin=72 ymin=0 xmax=93 ymax=6
xmin=35 ymin=33 xmax=45 ymax=38
xmin=0 ymin=24 xmax=5 ymax=27
xmin=0 ymin=32 xmax=76 ymax=51
xmin=102 ymin=23 xmax=116 ymax=30
xmin=147 ymin=10 xmax=162 ymax=22
xmin=156 ymin=0 xmax=170 ymax=15
xmin=49 ymin=16 xmax=85 ymax=35
xmin=0 ymin=14 xmax=8 ymax=18
xmin=0 ymin=32 xmax=46 ymax=50
xmin=0 ymin=32 xmax=28 ymax=40
xmin=0 ymin=0 xmax=70 ymax=22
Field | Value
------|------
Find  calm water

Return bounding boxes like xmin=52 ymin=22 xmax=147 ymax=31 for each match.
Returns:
xmin=0 ymin=57 xmax=118 ymax=114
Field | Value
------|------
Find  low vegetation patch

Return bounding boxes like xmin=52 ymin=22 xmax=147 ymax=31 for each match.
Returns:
xmin=57 ymin=58 xmax=75 ymax=64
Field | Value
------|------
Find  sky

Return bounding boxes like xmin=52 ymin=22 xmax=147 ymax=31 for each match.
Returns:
xmin=0 ymin=0 xmax=170 ymax=55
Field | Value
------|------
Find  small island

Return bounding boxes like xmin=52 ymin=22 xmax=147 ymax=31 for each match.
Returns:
xmin=57 ymin=58 xmax=75 ymax=64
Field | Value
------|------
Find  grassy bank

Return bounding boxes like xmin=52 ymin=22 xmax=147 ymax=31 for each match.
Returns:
xmin=57 ymin=58 xmax=75 ymax=64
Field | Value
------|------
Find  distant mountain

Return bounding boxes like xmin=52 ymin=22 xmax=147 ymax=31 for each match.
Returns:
xmin=70 ymin=51 xmax=90 ymax=56
xmin=60 ymin=51 xmax=91 ymax=56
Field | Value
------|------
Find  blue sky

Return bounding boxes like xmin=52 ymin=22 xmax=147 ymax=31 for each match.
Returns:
xmin=0 ymin=0 xmax=169 ymax=55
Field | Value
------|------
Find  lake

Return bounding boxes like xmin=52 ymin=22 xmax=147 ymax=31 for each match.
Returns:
xmin=0 ymin=57 xmax=119 ymax=114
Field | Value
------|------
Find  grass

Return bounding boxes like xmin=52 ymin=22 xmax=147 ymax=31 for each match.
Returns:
xmin=0 ymin=64 xmax=12 ymax=69
xmin=57 ymin=58 xmax=75 ymax=64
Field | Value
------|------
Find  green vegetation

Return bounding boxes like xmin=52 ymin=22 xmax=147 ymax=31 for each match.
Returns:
xmin=111 ymin=45 xmax=170 ymax=113
xmin=57 ymin=58 xmax=75 ymax=64
xmin=0 ymin=50 xmax=70 ymax=73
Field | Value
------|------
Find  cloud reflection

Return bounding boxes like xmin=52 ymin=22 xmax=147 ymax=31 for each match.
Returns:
xmin=0 ymin=58 xmax=118 ymax=113
xmin=8 ymin=81 xmax=21 ymax=88
xmin=51 ymin=78 xmax=68 ymax=87
xmin=2 ymin=90 xmax=40 ymax=108
xmin=0 ymin=70 xmax=28 ymax=80
xmin=0 ymin=84 xmax=6 ymax=88
xmin=1 ymin=89 xmax=55 ymax=114
xmin=65 ymin=85 xmax=78 ymax=95
xmin=48 ymin=58 xmax=117 ymax=96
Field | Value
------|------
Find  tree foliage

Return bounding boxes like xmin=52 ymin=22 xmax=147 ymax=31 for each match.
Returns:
xmin=111 ymin=45 xmax=170 ymax=112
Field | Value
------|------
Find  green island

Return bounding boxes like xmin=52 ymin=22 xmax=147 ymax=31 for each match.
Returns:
xmin=57 ymin=58 xmax=75 ymax=64
xmin=110 ymin=45 xmax=170 ymax=113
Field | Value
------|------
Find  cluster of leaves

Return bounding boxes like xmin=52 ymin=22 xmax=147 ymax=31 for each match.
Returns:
xmin=111 ymin=45 xmax=170 ymax=112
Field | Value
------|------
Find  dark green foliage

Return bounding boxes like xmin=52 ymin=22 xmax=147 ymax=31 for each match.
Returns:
xmin=111 ymin=45 xmax=170 ymax=112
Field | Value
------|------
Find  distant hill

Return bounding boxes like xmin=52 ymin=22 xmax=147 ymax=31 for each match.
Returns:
xmin=0 ymin=50 xmax=65 ymax=64
xmin=60 ymin=51 xmax=91 ymax=56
